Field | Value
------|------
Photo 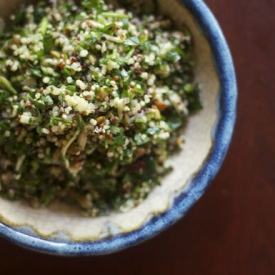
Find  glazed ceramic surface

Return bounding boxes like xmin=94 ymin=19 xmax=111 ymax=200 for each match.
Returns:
xmin=0 ymin=0 xmax=237 ymax=255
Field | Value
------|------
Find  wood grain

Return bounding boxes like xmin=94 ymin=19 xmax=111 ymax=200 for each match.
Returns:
xmin=1 ymin=0 xmax=274 ymax=274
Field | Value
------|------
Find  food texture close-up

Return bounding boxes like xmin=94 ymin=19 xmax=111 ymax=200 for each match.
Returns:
xmin=1 ymin=0 xmax=273 ymax=274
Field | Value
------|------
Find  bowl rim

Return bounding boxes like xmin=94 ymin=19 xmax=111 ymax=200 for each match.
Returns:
xmin=0 ymin=0 xmax=237 ymax=255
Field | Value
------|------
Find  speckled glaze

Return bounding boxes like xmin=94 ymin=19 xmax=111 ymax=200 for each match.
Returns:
xmin=0 ymin=0 xmax=237 ymax=255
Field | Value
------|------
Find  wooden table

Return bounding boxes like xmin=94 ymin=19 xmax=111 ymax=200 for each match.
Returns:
xmin=1 ymin=0 xmax=274 ymax=274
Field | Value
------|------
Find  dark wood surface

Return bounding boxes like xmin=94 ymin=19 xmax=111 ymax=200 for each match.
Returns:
xmin=1 ymin=0 xmax=274 ymax=274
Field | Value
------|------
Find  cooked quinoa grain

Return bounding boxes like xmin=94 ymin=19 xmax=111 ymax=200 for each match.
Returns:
xmin=0 ymin=0 xmax=202 ymax=215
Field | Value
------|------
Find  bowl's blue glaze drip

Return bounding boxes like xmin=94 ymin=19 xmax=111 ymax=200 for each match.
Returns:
xmin=0 ymin=0 xmax=237 ymax=255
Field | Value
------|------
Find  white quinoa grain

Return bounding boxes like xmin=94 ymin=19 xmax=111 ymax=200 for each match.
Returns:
xmin=43 ymin=76 xmax=50 ymax=84
xmin=80 ymin=49 xmax=89 ymax=57
xmin=4 ymin=131 xmax=10 ymax=137
xmin=141 ymin=72 xmax=148 ymax=79
xmin=41 ymin=128 xmax=50 ymax=135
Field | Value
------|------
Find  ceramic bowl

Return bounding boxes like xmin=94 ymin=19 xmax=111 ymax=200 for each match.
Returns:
xmin=0 ymin=0 xmax=237 ymax=255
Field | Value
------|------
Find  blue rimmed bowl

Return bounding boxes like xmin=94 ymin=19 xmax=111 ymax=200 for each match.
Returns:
xmin=0 ymin=0 xmax=237 ymax=255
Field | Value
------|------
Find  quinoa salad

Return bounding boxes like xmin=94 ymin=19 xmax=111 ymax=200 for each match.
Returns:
xmin=0 ymin=0 xmax=202 ymax=216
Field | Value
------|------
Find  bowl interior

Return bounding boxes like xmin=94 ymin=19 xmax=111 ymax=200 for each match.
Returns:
xmin=0 ymin=0 xmax=219 ymax=243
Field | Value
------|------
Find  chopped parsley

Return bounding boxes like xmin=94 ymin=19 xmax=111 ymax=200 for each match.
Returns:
xmin=0 ymin=0 xmax=202 ymax=216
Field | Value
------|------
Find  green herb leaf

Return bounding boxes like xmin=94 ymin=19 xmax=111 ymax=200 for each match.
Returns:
xmin=101 ymin=12 xmax=128 ymax=19
xmin=134 ymin=133 xmax=149 ymax=145
xmin=43 ymin=34 xmax=54 ymax=54
xmin=81 ymin=0 xmax=99 ymax=9
xmin=0 ymin=76 xmax=17 ymax=94
xmin=142 ymin=156 xmax=159 ymax=183
xmin=29 ymin=98 xmax=45 ymax=110
xmin=113 ymin=132 xmax=126 ymax=146
xmin=110 ymin=125 xmax=121 ymax=135
xmin=184 ymin=83 xmax=196 ymax=93
xmin=187 ymin=84 xmax=203 ymax=111
xmin=174 ymin=45 xmax=189 ymax=60
xmin=121 ymin=69 xmax=128 ymax=78
xmin=165 ymin=51 xmax=181 ymax=62
xmin=101 ymin=23 xmax=117 ymax=35
xmin=166 ymin=113 xmax=182 ymax=130
xmin=0 ymin=90 xmax=11 ymax=103
xmin=124 ymin=36 xmax=140 ymax=46
xmin=40 ymin=17 xmax=49 ymax=36
xmin=147 ymin=126 xmax=159 ymax=135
